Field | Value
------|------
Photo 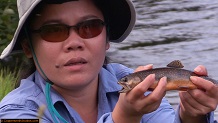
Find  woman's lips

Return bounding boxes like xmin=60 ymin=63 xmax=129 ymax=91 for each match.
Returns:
xmin=64 ymin=58 xmax=87 ymax=66
xmin=64 ymin=57 xmax=87 ymax=67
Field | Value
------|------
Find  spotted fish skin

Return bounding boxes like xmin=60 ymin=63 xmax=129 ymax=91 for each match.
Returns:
xmin=118 ymin=60 xmax=218 ymax=93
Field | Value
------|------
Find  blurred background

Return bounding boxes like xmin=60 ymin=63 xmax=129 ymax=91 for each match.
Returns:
xmin=108 ymin=0 xmax=218 ymax=120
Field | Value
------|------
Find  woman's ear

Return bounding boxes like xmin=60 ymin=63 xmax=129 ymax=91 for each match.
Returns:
xmin=21 ymin=40 xmax=33 ymax=58
xmin=106 ymin=42 xmax=110 ymax=50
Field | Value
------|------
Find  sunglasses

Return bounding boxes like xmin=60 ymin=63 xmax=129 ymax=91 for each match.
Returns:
xmin=32 ymin=19 xmax=105 ymax=42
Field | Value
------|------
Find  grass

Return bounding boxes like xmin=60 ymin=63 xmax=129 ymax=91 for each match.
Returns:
xmin=0 ymin=67 xmax=19 ymax=101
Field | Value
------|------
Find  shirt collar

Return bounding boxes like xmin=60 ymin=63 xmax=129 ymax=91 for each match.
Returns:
xmin=33 ymin=71 xmax=65 ymax=104
xmin=32 ymin=63 xmax=128 ymax=105
xmin=33 ymin=65 xmax=123 ymax=101
xmin=99 ymin=67 xmax=123 ymax=93
xmin=30 ymin=64 xmax=129 ymax=122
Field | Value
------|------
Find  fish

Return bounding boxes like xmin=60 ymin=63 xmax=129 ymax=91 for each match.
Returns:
xmin=118 ymin=60 xmax=218 ymax=93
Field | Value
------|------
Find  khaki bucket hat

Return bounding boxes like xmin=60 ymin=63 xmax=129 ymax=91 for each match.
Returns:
xmin=0 ymin=0 xmax=136 ymax=59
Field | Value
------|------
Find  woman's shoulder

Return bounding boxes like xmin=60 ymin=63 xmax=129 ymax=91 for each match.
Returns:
xmin=103 ymin=63 xmax=134 ymax=80
xmin=0 ymin=82 xmax=45 ymax=118
xmin=0 ymin=75 xmax=45 ymax=112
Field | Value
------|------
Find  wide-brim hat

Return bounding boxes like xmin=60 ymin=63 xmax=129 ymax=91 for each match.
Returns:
xmin=0 ymin=0 xmax=136 ymax=59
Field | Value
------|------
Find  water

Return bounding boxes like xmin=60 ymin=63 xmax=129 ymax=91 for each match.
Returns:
xmin=108 ymin=0 xmax=218 ymax=120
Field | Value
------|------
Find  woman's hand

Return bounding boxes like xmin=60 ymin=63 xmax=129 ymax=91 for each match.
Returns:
xmin=179 ymin=65 xmax=218 ymax=123
xmin=112 ymin=64 xmax=167 ymax=123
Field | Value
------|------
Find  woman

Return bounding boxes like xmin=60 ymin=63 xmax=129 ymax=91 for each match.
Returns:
xmin=0 ymin=0 xmax=217 ymax=122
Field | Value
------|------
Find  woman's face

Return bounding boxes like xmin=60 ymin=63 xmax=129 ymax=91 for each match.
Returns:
xmin=27 ymin=0 xmax=109 ymax=90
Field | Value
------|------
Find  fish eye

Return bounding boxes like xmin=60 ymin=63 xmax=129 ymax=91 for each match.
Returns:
xmin=121 ymin=77 xmax=128 ymax=82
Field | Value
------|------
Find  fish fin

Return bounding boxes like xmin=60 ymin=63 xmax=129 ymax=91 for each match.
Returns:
xmin=167 ymin=60 xmax=184 ymax=68
xmin=178 ymin=86 xmax=189 ymax=91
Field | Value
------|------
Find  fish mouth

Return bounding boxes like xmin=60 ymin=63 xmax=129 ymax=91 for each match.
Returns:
xmin=64 ymin=57 xmax=87 ymax=66
xmin=118 ymin=81 xmax=132 ymax=93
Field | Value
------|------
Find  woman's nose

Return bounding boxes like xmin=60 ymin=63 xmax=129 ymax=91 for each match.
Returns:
xmin=63 ymin=30 xmax=85 ymax=52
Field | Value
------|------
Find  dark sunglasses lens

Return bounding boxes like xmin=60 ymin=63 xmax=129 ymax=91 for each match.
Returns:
xmin=38 ymin=19 xmax=104 ymax=42
xmin=78 ymin=20 xmax=104 ymax=39
xmin=40 ymin=25 xmax=69 ymax=42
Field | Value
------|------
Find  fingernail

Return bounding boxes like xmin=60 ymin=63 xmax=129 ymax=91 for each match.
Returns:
xmin=190 ymin=76 xmax=197 ymax=82
xmin=150 ymin=74 xmax=155 ymax=78
xmin=162 ymin=76 xmax=167 ymax=84
xmin=163 ymin=76 xmax=167 ymax=81
xmin=144 ymin=64 xmax=153 ymax=69
xmin=194 ymin=67 xmax=202 ymax=73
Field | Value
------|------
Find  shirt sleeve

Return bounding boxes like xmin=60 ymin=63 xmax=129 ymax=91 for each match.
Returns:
xmin=97 ymin=99 xmax=217 ymax=123
xmin=0 ymin=104 xmax=52 ymax=123
xmin=0 ymin=103 xmax=37 ymax=118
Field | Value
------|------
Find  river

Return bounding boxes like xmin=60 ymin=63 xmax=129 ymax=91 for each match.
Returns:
xmin=108 ymin=0 xmax=218 ymax=120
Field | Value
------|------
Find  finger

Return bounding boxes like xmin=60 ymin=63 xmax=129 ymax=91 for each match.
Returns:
xmin=179 ymin=91 xmax=211 ymax=115
xmin=187 ymin=89 xmax=217 ymax=110
xmin=143 ymin=77 xmax=167 ymax=105
xmin=179 ymin=92 xmax=200 ymax=117
xmin=134 ymin=64 xmax=153 ymax=72
xmin=190 ymin=76 xmax=216 ymax=92
xmin=190 ymin=76 xmax=218 ymax=108
xmin=194 ymin=65 xmax=207 ymax=75
xmin=129 ymin=74 xmax=155 ymax=100
xmin=179 ymin=92 xmax=197 ymax=115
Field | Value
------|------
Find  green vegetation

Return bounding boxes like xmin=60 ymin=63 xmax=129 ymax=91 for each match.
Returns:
xmin=0 ymin=67 xmax=19 ymax=101
xmin=0 ymin=1 xmax=20 ymax=100
xmin=0 ymin=0 xmax=18 ymax=53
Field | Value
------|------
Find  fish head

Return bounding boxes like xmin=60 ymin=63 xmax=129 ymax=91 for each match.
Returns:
xmin=118 ymin=76 xmax=141 ymax=93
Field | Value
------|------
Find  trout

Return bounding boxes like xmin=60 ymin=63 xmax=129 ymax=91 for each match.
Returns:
xmin=118 ymin=60 xmax=218 ymax=93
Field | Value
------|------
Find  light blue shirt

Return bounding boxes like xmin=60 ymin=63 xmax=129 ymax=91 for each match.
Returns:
xmin=0 ymin=63 xmax=216 ymax=123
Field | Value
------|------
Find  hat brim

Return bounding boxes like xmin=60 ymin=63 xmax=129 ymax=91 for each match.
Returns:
xmin=0 ymin=0 xmax=41 ymax=59
xmin=0 ymin=0 xmax=136 ymax=59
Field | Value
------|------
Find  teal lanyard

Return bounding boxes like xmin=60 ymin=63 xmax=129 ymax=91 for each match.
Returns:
xmin=45 ymin=83 xmax=68 ymax=123
xmin=25 ymin=28 xmax=68 ymax=123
